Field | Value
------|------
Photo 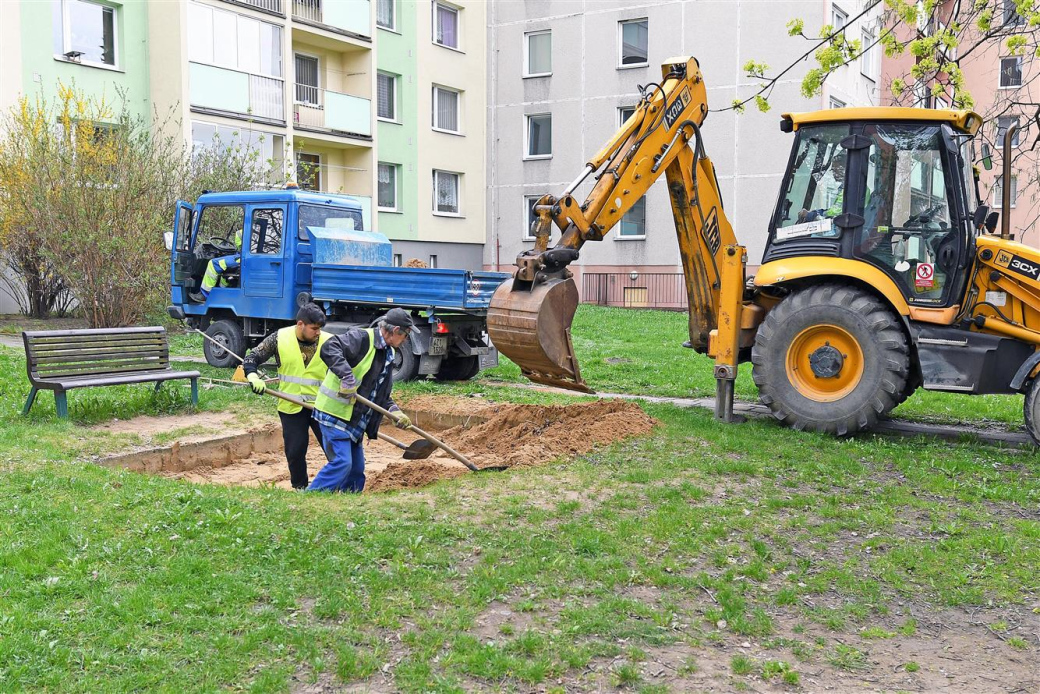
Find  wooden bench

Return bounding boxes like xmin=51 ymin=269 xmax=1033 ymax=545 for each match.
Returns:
xmin=22 ymin=327 xmax=200 ymax=419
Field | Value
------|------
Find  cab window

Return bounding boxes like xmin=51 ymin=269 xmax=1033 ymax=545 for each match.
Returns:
xmin=250 ymin=208 xmax=284 ymax=255
xmin=775 ymin=124 xmax=849 ymax=232
xmin=195 ymin=205 xmax=245 ymax=251
xmin=298 ymin=204 xmax=364 ymax=240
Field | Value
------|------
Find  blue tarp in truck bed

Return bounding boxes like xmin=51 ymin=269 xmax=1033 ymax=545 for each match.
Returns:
xmin=311 ymin=264 xmax=510 ymax=312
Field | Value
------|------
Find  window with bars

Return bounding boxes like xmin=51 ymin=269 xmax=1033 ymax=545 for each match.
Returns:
xmin=295 ymin=54 xmax=319 ymax=105
xmin=525 ymin=113 xmax=551 ymax=158
xmin=377 ymin=72 xmax=397 ymax=120
xmin=378 ymin=163 xmax=398 ymax=211
xmin=377 ymin=0 xmax=395 ymax=30
xmin=1000 ymin=57 xmax=1023 ymax=88
xmin=618 ymin=18 xmax=648 ymax=67
xmin=434 ymin=2 xmax=459 ymax=49
xmin=524 ymin=30 xmax=551 ymax=76
xmin=432 ymin=86 xmax=460 ymax=133
xmin=433 ymin=170 xmax=460 ymax=215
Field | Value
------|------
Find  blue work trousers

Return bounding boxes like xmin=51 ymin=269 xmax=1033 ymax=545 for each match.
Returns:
xmin=308 ymin=422 xmax=366 ymax=493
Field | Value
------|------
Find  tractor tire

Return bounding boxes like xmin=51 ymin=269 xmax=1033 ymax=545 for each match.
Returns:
xmin=203 ymin=319 xmax=246 ymax=369
xmin=435 ymin=355 xmax=480 ymax=382
xmin=751 ymin=284 xmax=909 ymax=436
xmin=1023 ymin=378 xmax=1040 ymax=447
xmin=392 ymin=335 xmax=419 ymax=383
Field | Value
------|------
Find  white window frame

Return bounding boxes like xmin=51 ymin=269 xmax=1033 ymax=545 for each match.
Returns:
xmin=296 ymin=152 xmax=322 ymax=191
xmin=187 ymin=2 xmax=284 ymax=80
xmin=432 ymin=85 xmax=462 ymax=134
xmin=999 ymin=56 xmax=1023 ymax=89
xmin=432 ymin=2 xmax=461 ymax=52
xmin=860 ymin=26 xmax=877 ymax=81
xmin=294 ymin=52 xmax=321 ymax=106
xmin=616 ymin=195 xmax=647 ymax=240
xmin=378 ymin=162 xmax=399 ymax=212
xmin=993 ymin=175 xmax=1018 ymax=208
xmin=428 ymin=255 xmax=438 ymax=268
xmin=376 ymin=0 xmax=396 ymax=31
xmin=618 ymin=105 xmax=637 ymax=128
xmin=393 ymin=253 xmax=403 ymax=267
xmin=432 ymin=169 xmax=462 ymax=217
xmin=56 ymin=0 xmax=120 ymax=70
xmin=523 ymin=30 xmax=552 ymax=78
xmin=831 ymin=4 xmax=848 ymax=30
xmin=618 ymin=18 xmax=649 ymax=69
xmin=829 ymin=96 xmax=847 ymax=109
xmin=523 ymin=195 xmax=541 ymax=241
xmin=524 ymin=113 xmax=552 ymax=160
xmin=377 ymin=71 xmax=398 ymax=122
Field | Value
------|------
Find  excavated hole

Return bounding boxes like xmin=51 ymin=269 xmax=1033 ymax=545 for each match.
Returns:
xmin=98 ymin=397 xmax=657 ymax=493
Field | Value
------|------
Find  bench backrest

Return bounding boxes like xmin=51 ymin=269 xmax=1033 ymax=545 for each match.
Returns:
xmin=23 ymin=327 xmax=172 ymax=382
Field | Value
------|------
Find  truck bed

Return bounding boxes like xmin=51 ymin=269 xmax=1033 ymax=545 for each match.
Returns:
xmin=311 ymin=264 xmax=510 ymax=312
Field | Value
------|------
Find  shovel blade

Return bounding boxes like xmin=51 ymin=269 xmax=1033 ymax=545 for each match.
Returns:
xmin=402 ymin=439 xmax=437 ymax=460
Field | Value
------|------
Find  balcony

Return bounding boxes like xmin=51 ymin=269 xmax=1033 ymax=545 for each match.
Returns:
xmin=292 ymin=0 xmax=370 ymax=38
xmin=189 ymin=62 xmax=284 ymax=123
xmin=293 ymin=86 xmax=371 ymax=138
xmin=222 ymin=0 xmax=283 ymax=15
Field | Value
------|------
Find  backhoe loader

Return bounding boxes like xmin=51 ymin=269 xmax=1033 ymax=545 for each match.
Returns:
xmin=488 ymin=56 xmax=1040 ymax=443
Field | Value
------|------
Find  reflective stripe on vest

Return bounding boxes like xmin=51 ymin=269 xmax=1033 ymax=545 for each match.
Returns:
xmin=276 ymin=327 xmax=330 ymax=415
xmin=313 ymin=328 xmax=377 ymax=422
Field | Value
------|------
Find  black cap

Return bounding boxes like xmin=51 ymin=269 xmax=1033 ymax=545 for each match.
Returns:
xmin=383 ymin=308 xmax=416 ymax=332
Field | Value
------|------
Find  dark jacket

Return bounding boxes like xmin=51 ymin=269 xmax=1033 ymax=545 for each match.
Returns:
xmin=319 ymin=328 xmax=397 ymax=439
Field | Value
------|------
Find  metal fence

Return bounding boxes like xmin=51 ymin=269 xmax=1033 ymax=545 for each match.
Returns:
xmin=292 ymin=0 xmax=322 ymax=23
xmin=234 ymin=0 xmax=282 ymax=13
xmin=581 ymin=272 xmax=688 ymax=311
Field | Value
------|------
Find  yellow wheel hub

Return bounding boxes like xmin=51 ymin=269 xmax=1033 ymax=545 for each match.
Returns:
xmin=786 ymin=324 xmax=864 ymax=402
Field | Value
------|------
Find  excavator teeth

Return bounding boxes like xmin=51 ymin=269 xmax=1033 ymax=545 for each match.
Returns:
xmin=487 ymin=277 xmax=593 ymax=393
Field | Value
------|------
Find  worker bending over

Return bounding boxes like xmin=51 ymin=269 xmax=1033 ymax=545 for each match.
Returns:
xmin=308 ymin=308 xmax=414 ymax=493
xmin=243 ymin=303 xmax=330 ymax=489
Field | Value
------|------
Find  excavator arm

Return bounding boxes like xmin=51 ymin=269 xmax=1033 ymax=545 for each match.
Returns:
xmin=488 ymin=56 xmax=746 ymax=412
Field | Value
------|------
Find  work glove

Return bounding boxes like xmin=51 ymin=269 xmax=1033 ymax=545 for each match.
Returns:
xmin=246 ymin=372 xmax=266 ymax=395
xmin=393 ymin=412 xmax=412 ymax=430
xmin=338 ymin=383 xmax=357 ymax=402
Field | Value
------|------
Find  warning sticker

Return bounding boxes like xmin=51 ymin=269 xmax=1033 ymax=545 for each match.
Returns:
xmin=915 ymin=262 xmax=935 ymax=288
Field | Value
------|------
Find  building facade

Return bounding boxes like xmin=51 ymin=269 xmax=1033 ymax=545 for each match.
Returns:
xmin=486 ymin=0 xmax=882 ymax=307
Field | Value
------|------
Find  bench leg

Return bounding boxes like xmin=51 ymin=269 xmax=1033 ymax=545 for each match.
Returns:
xmin=154 ymin=381 xmax=163 ymax=393
xmin=55 ymin=391 xmax=68 ymax=419
xmin=22 ymin=387 xmax=38 ymax=415
xmin=190 ymin=378 xmax=198 ymax=407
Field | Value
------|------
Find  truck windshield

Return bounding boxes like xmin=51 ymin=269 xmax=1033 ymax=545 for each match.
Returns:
xmin=298 ymin=204 xmax=364 ymax=240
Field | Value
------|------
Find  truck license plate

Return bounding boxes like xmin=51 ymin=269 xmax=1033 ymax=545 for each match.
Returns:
xmin=430 ymin=336 xmax=448 ymax=355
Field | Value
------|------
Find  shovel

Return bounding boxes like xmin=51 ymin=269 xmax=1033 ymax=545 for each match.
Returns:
xmin=194 ymin=328 xmax=249 ymax=383
xmin=263 ymin=387 xmax=439 ymax=461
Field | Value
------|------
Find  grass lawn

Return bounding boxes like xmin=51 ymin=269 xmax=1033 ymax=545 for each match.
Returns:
xmin=0 ymin=305 xmax=1037 ymax=692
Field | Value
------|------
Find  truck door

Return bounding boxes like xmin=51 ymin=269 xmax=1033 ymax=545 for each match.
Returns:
xmin=243 ymin=204 xmax=287 ymax=298
xmin=170 ymin=201 xmax=195 ymax=295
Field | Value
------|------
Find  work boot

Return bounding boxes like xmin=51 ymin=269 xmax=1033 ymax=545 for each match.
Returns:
xmin=188 ymin=291 xmax=205 ymax=303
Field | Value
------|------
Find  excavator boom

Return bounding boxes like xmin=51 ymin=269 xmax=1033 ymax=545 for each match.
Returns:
xmin=488 ymin=57 xmax=740 ymax=391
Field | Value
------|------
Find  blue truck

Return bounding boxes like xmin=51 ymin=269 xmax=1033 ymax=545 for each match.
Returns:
xmin=166 ymin=188 xmax=509 ymax=382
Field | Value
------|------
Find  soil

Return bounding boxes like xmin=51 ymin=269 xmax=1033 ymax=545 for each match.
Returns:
xmin=403 ymin=258 xmax=428 ymax=268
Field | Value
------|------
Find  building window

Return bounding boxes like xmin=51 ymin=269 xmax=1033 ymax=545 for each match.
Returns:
xmin=191 ymin=121 xmax=283 ymax=182
xmin=296 ymin=152 xmax=321 ymax=191
xmin=429 ymin=255 xmax=438 ymax=268
xmin=618 ymin=106 xmax=637 ymax=127
xmin=993 ymin=175 xmax=1018 ymax=208
xmin=829 ymin=96 xmax=846 ymax=109
xmin=1004 ymin=0 xmax=1025 ymax=25
xmin=618 ymin=18 xmax=648 ymax=67
xmin=187 ymin=2 xmax=283 ymax=78
xmin=432 ymin=86 xmax=460 ymax=133
xmin=377 ymin=0 xmax=395 ymax=30
xmin=295 ymin=54 xmax=319 ymax=105
xmin=393 ymin=253 xmax=402 ymax=267
xmin=524 ymin=30 xmax=552 ymax=77
xmin=523 ymin=195 xmax=541 ymax=241
xmin=433 ymin=170 xmax=460 ymax=215
xmin=997 ymin=116 xmax=1021 ymax=147
xmin=377 ymin=72 xmax=397 ymax=121
xmin=860 ymin=26 xmax=877 ymax=80
xmin=525 ymin=113 xmax=552 ymax=159
xmin=618 ymin=196 xmax=646 ymax=238
xmin=55 ymin=0 xmax=117 ymax=67
xmin=1000 ymin=57 xmax=1023 ymax=88
xmin=433 ymin=2 xmax=459 ymax=50
xmin=831 ymin=4 xmax=847 ymax=30
xmin=378 ymin=163 xmax=398 ymax=211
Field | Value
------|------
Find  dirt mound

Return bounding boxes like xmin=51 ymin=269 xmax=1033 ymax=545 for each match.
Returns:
xmin=366 ymin=459 xmax=468 ymax=492
xmin=403 ymin=258 xmax=428 ymax=268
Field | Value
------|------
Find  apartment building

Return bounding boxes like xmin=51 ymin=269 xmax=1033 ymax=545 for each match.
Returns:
xmin=824 ymin=0 xmax=883 ymax=109
xmin=881 ymin=0 xmax=1037 ymax=246
xmin=486 ymin=1 xmax=881 ymax=306
xmin=376 ymin=0 xmax=487 ymax=270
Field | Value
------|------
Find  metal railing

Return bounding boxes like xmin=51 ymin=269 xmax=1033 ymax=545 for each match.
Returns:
xmin=230 ymin=0 xmax=282 ymax=13
xmin=291 ymin=0 xmax=321 ymax=23
xmin=293 ymin=86 xmax=371 ymax=136
xmin=249 ymin=74 xmax=284 ymax=120
xmin=581 ymin=272 xmax=688 ymax=311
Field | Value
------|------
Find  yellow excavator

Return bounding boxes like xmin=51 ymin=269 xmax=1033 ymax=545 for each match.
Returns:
xmin=488 ymin=56 xmax=1040 ymax=443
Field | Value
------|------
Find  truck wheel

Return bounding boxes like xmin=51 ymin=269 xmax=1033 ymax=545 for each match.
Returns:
xmin=1024 ymin=378 xmax=1040 ymax=447
xmin=392 ymin=335 xmax=418 ymax=382
xmin=204 ymin=319 xmax=246 ymax=369
xmin=751 ymin=284 xmax=908 ymax=436
xmin=435 ymin=355 xmax=480 ymax=381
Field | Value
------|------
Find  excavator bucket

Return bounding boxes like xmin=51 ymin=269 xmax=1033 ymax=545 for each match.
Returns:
xmin=487 ymin=277 xmax=592 ymax=393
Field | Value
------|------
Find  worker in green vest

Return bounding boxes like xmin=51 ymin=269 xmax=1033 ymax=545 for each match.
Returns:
xmin=242 ymin=303 xmax=330 ymax=489
xmin=308 ymin=308 xmax=415 ymax=493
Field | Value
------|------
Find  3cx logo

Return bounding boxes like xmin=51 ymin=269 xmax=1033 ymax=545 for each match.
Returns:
xmin=1009 ymin=256 xmax=1040 ymax=280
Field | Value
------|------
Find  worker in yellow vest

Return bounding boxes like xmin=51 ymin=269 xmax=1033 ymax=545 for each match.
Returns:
xmin=243 ymin=303 xmax=330 ymax=489
xmin=308 ymin=308 xmax=414 ymax=493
